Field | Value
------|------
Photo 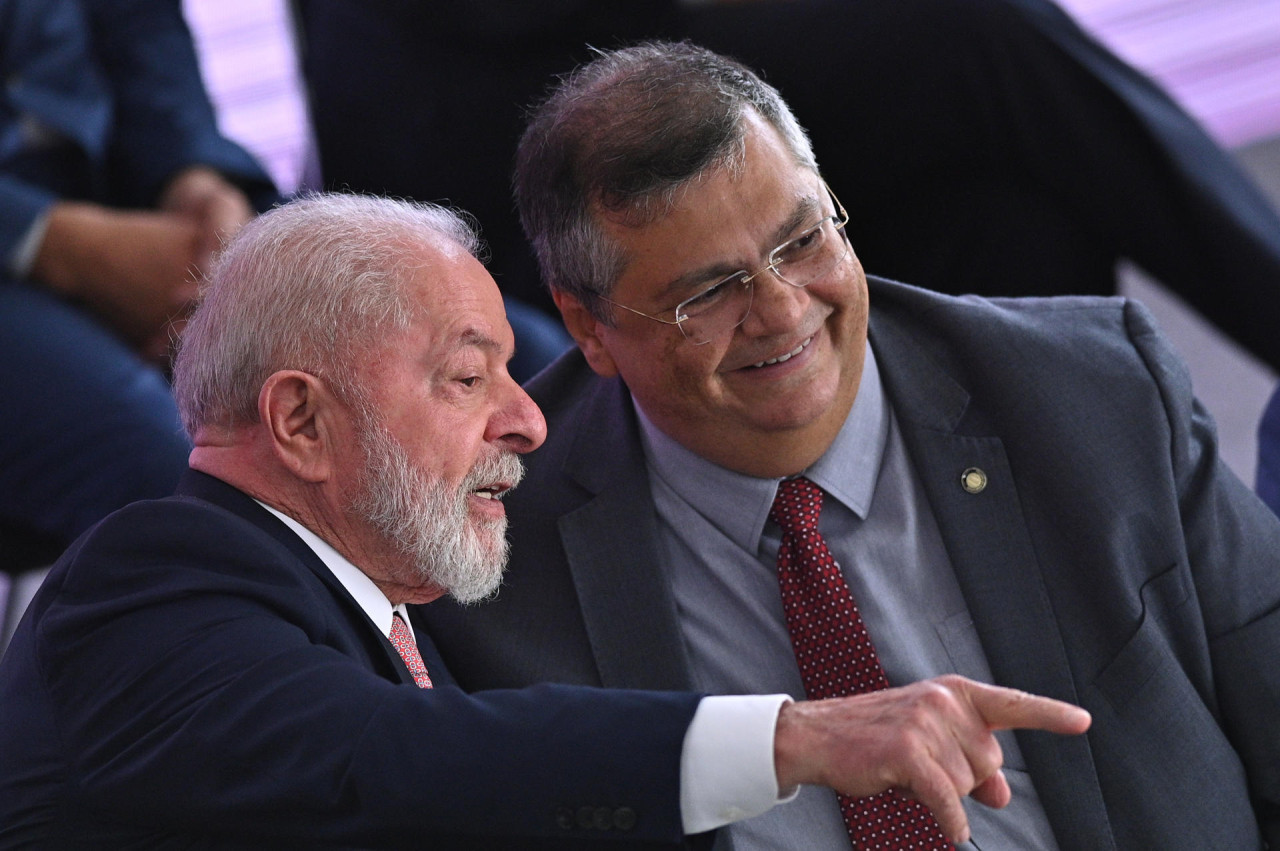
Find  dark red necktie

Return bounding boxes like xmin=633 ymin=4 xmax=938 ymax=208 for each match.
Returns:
xmin=771 ymin=477 xmax=951 ymax=850
xmin=390 ymin=612 xmax=434 ymax=689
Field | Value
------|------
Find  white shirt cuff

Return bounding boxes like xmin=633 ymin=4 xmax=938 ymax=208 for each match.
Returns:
xmin=10 ymin=210 xmax=52 ymax=278
xmin=679 ymin=694 xmax=797 ymax=834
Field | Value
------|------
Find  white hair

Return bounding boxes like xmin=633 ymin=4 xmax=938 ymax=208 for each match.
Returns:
xmin=173 ymin=192 xmax=481 ymax=436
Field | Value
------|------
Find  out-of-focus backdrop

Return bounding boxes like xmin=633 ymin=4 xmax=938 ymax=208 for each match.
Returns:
xmin=181 ymin=0 xmax=1280 ymax=482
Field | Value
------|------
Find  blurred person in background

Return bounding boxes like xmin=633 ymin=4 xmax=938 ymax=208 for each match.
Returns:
xmin=0 ymin=0 xmax=277 ymax=564
xmin=298 ymin=0 xmax=1280 ymax=372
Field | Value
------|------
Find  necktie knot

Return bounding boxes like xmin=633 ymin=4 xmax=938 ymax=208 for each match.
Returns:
xmin=770 ymin=476 xmax=824 ymax=535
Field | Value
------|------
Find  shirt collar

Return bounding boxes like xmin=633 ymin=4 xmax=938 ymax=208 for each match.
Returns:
xmin=256 ymin=501 xmax=407 ymax=639
xmin=636 ymin=342 xmax=888 ymax=554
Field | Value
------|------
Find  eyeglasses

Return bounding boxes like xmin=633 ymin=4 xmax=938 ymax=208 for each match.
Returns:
xmin=600 ymin=181 xmax=850 ymax=345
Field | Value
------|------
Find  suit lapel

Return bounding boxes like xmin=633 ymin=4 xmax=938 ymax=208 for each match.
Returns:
xmin=557 ymin=377 xmax=697 ymax=691
xmin=405 ymin=609 xmax=457 ymax=689
xmin=176 ymin=470 xmax=435 ymax=690
xmin=868 ymin=298 xmax=1114 ymax=846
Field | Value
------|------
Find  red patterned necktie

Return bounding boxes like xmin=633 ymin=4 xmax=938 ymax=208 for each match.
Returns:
xmin=771 ymin=477 xmax=951 ymax=850
xmin=390 ymin=612 xmax=434 ymax=689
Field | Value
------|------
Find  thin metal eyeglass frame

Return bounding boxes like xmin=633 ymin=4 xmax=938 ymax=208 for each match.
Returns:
xmin=597 ymin=180 xmax=850 ymax=345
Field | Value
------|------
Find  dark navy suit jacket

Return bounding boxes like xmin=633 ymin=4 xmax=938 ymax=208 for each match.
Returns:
xmin=0 ymin=471 xmax=704 ymax=849
xmin=424 ymin=278 xmax=1280 ymax=849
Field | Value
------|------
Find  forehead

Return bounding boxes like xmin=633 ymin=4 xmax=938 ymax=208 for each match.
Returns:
xmin=600 ymin=115 xmax=821 ymax=301
xmin=396 ymin=239 xmax=511 ymax=354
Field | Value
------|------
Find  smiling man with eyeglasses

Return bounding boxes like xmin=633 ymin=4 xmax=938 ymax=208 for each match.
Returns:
xmin=422 ymin=41 xmax=1280 ymax=851
xmin=598 ymin=181 xmax=850 ymax=348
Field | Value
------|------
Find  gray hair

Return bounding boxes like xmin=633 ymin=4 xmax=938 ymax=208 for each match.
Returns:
xmin=513 ymin=40 xmax=817 ymax=320
xmin=173 ymin=192 xmax=481 ymax=436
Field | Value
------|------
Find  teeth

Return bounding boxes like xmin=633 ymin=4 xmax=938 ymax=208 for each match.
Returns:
xmin=752 ymin=337 xmax=812 ymax=369
xmin=474 ymin=489 xmax=497 ymax=500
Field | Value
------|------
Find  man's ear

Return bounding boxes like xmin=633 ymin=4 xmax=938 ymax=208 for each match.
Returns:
xmin=258 ymin=370 xmax=342 ymax=483
xmin=553 ymin=289 xmax=619 ymax=378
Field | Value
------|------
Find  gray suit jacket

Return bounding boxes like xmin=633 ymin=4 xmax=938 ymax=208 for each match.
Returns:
xmin=421 ymin=277 xmax=1280 ymax=849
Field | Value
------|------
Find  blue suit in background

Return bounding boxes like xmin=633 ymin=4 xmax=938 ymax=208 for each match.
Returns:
xmin=1257 ymin=386 xmax=1280 ymax=515
xmin=0 ymin=0 xmax=277 ymax=556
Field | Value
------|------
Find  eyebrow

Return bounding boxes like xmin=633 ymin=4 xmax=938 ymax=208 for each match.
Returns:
xmin=651 ymin=192 xmax=823 ymax=304
xmin=455 ymin=328 xmax=505 ymax=357
xmin=444 ymin=328 xmax=521 ymax=369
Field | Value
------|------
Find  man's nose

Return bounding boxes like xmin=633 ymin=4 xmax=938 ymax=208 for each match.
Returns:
xmin=487 ymin=377 xmax=547 ymax=454
xmin=739 ymin=268 xmax=810 ymax=336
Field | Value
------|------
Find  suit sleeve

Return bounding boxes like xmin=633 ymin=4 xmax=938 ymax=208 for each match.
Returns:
xmin=0 ymin=177 xmax=57 ymax=275
xmin=0 ymin=0 xmax=279 ymax=267
xmin=1125 ymin=299 xmax=1280 ymax=843
xmin=18 ymin=499 xmax=696 ymax=847
xmin=84 ymin=0 xmax=278 ymax=209
xmin=0 ymin=0 xmax=91 ymax=265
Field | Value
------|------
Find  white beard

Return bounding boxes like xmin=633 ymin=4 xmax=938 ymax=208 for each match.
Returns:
xmin=350 ymin=419 xmax=524 ymax=604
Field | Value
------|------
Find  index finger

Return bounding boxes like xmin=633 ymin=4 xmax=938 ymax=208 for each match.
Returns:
xmin=960 ymin=680 xmax=1092 ymax=735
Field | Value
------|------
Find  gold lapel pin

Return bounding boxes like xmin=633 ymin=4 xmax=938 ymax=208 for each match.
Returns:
xmin=961 ymin=467 xmax=988 ymax=494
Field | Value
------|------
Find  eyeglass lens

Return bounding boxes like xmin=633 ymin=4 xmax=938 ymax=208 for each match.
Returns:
xmin=677 ymin=216 xmax=849 ymax=344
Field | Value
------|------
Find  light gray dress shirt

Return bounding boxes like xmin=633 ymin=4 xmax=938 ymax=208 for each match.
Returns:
xmin=636 ymin=344 xmax=1059 ymax=851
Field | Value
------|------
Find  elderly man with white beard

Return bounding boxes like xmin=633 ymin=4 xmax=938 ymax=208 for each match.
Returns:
xmin=0 ymin=193 xmax=1089 ymax=850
